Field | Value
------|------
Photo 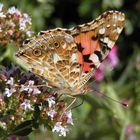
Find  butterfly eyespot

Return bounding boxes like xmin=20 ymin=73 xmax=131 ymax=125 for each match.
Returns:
xmin=40 ymin=45 xmax=45 ymax=49
xmin=54 ymin=42 xmax=59 ymax=47
xmin=32 ymin=49 xmax=42 ymax=56
xmin=48 ymin=42 xmax=59 ymax=48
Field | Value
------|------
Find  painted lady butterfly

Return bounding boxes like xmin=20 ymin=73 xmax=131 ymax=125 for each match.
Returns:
xmin=16 ymin=11 xmax=125 ymax=96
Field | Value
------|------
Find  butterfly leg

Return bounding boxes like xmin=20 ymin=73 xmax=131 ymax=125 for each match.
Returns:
xmin=65 ymin=95 xmax=77 ymax=110
xmin=60 ymin=95 xmax=76 ymax=119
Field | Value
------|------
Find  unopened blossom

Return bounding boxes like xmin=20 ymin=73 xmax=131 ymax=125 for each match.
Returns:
xmin=48 ymin=110 xmax=57 ymax=120
xmin=65 ymin=110 xmax=73 ymax=125
xmin=47 ymin=97 xmax=56 ymax=108
xmin=4 ymin=88 xmax=16 ymax=97
xmin=52 ymin=122 xmax=69 ymax=137
xmin=20 ymin=99 xmax=33 ymax=110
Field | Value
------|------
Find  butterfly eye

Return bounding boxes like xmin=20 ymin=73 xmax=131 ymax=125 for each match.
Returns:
xmin=32 ymin=49 xmax=42 ymax=57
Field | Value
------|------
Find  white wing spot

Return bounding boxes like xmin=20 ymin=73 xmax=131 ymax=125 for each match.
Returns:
xmin=89 ymin=54 xmax=100 ymax=66
xmin=118 ymin=15 xmax=125 ymax=21
xmin=117 ymin=27 xmax=122 ymax=34
xmin=62 ymin=43 xmax=67 ymax=49
xmin=99 ymin=27 xmax=105 ymax=34
xmin=71 ymin=53 xmax=78 ymax=63
xmin=65 ymin=35 xmax=74 ymax=43
xmin=112 ymin=14 xmax=118 ymax=20
xmin=104 ymin=37 xmax=109 ymax=43
xmin=113 ymin=24 xmax=116 ymax=27
xmin=53 ymin=53 xmax=61 ymax=64
xmin=107 ymin=24 xmax=111 ymax=28
xmin=108 ymin=40 xmax=114 ymax=48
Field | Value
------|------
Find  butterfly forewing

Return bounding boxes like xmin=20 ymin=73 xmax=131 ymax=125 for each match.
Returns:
xmin=67 ymin=11 xmax=125 ymax=90
xmin=16 ymin=11 xmax=125 ymax=95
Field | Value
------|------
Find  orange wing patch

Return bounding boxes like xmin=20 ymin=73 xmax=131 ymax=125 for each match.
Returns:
xmin=68 ymin=11 xmax=125 ymax=75
xmin=74 ymin=31 xmax=101 ymax=73
xmin=74 ymin=31 xmax=99 ymax=55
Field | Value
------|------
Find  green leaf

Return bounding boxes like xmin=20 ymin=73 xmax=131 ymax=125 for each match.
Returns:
xmin=10 ymin=120 xmax=33 ymax=136
xmin=33 ymin=104 xmax=40 ymax=120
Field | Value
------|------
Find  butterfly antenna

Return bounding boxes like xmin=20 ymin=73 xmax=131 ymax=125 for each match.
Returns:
xmin=91 ymin=84 xmax=128 ymax=107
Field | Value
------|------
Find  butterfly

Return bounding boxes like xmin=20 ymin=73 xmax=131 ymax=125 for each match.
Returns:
xmin=16 ymin=11 xmax=125 ymax=96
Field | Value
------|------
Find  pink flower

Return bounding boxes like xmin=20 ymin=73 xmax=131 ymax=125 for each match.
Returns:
xmin=19 ymin=13 xmax=31 ymax=30
xmin=4 ymin=88 xmax=16 ymax=97
xmin=94 ymin=45 xmax=119 ymax=81
xmin=94 ymin=64 xmax=105 ymax=81
xmin=8 ymin=135 xmax=17 ymax=140
xmin=20 ymin=99 xmax=33 ymax=110
xmin=48 ymin=110 xmax=57 ymax=120
xmin=107 ymin=46 xmax=119 ymax=67
xmin=7 ymin=29 xmax=14 ymax=35
xmin=52 ymin=122 xmax=69 ymax=137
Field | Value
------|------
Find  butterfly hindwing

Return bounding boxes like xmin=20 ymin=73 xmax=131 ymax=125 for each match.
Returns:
xmin=16 ymin=30 xmax=82 ymax=91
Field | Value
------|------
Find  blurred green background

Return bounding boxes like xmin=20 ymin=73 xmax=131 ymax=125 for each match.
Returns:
xmin=1 ymin=0 xmax=140 ymax=140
